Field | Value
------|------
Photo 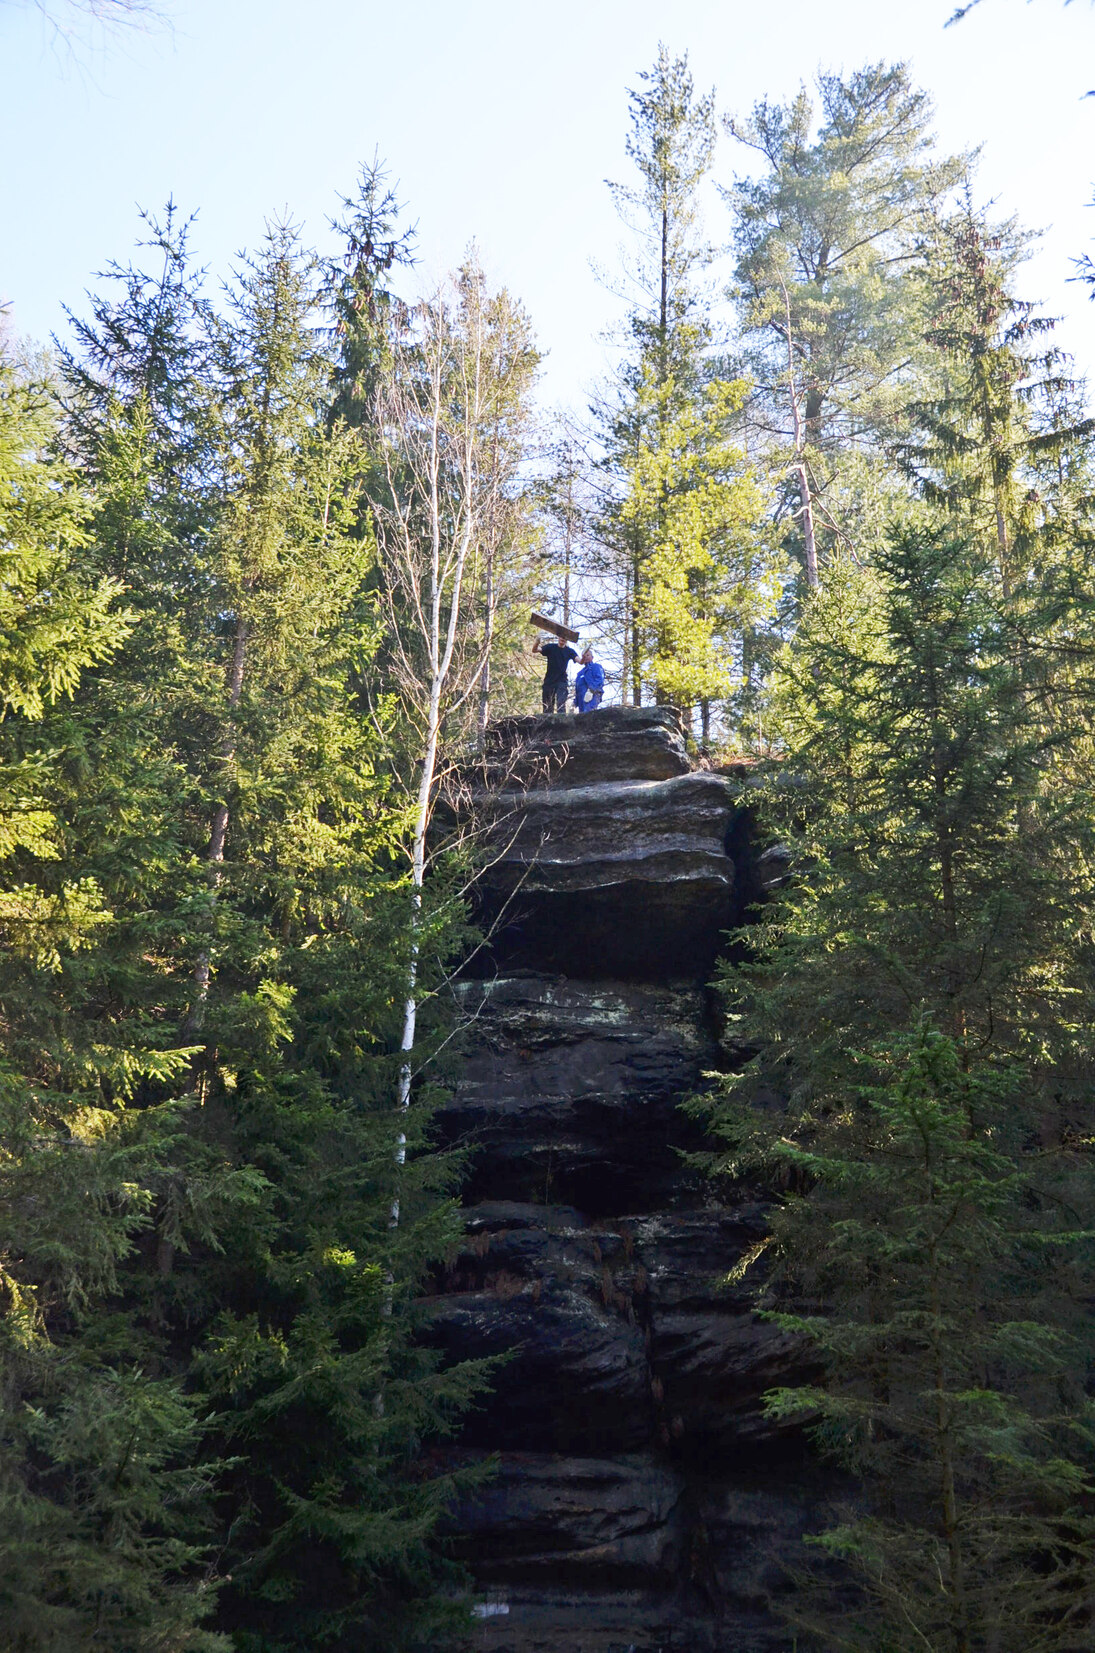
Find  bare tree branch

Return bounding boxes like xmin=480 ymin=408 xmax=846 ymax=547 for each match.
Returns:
xmin=26 ymin=0 xmax=165 ymax=21
xmin=947 ymin=0 xmax=1084 ymax=23
xmin=10 ymin=0 xmax=171 ymax=45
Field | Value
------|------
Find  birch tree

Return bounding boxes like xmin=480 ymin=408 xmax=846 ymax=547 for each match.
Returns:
xmin=369 ymin=257 xmax=538 ymax=1217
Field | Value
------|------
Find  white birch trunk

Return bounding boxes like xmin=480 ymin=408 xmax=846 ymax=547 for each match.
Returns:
xmin=388 ymin=287 xmax=479 ymax=1228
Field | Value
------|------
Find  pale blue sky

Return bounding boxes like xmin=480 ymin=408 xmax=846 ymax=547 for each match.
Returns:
xmin=4 ymin=0 xmax=1095 ymax=411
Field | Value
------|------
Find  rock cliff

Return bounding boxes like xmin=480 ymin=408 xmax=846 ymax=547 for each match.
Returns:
xmin=432 ymin=708 xmax=828 ymax=1653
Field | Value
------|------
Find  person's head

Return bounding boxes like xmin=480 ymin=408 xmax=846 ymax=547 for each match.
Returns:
xmin=580 ymin=647 xmax=594 ymax=665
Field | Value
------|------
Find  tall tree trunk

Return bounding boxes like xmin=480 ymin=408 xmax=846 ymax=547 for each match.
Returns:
xmin=476 ymin=545 xmax=494 ymax=751
xmin=390 ymin=409 xmax=475 ymax=1227
xmin=167 ymin=612 xmax=248 ymax=1274
xmin=780 ymin=275 xmax=820 ymax=591
xmin=929 ymin=663 xmax=965 ymax=1039
xmin=391 ymin=695 xmax=436 ymax=1229
xmin=928 ymin=1229 xmax=971 ymax=1653
xmin=631 ymin=551 xmax=642 ymax=706
xmin=186 ymin=615 xmax=248 ymax=1039
xmin=795 ymin=461 xmax=819 ymax=591
xmin=994 ymin=484 xmax=1011 ymax=601
xmin=660 ymin=202 xmax=668 ymax=346
xmin=563 ymin=518 xmax=571 ymax=629
xmin=621 ymin=561 xmax=631 ymax=704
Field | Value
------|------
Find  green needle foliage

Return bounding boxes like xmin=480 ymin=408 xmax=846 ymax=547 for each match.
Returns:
xmin=0 ymin=338 xmax=228 ymax=1651
xmin=697 ymin=208 xmax=1095 ymax=1653
xmin=700 ymin=291 xmax=1095 ymax=1644
xmin=714 ymin=1013 xmax=1094 ymax=1653
xmin=598 ymin=46 xmax=782 ymax=733
xmin=728 ymin=63 xmax=964 ymax=587
xmin=9 ymin=41 xmax=1095 ymax=1653
xmin=2 ymin=200 xmax=497 ymax=1652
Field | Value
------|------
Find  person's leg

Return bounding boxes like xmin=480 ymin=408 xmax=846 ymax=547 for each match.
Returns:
xmin=589 ymin=692 xmax=603 ymax=712
xmin=554 ymin=682 xmax=568 ymax=714
xmin=542 ymin=681 xmax=553 ymax=714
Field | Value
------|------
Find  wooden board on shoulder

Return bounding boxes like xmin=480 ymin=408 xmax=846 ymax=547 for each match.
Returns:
xmin=529 ymin=610 xmax=580 ymax=643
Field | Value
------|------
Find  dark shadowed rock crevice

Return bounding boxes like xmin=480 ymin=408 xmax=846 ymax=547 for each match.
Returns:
xmin=435 ymin=708 xmax=826 ymax=1651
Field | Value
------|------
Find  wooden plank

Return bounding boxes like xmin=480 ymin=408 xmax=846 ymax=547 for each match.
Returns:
xmin=529 ymin=610 xmax=580 ymax=643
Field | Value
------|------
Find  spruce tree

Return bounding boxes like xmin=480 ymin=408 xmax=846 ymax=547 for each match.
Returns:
xmin=325 ymin=159 xmax=416 ymax=434
xmin=701 ymin=505 xmax=1095 ymax=1648
xmin=745 ymin=1023 xmax=1094 ymax=1653
xmin=3 ymin=210 xmax=495 ymax=1651
xmin=0 ymin=342 xmax=229 ymax=1652
xmin=145 ymin=224 xmax=491 ymax=1651
xmin=701 ymin=498 xmax=1095 ymax=1646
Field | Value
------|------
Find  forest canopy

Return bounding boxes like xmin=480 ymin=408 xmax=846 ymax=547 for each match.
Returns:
xmin=2 ymin=40 xmax=1094 ymax=1653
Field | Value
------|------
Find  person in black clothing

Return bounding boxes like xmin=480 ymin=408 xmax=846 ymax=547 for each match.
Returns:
xmin=533 ymin=634 xmax=578 ymax=714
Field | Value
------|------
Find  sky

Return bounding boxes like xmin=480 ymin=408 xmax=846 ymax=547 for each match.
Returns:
xmin=4 ymin=0 xmax=1095 ymax=414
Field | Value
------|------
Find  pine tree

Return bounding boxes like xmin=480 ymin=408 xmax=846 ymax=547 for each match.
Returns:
xmin=325 ymin=159 xmax=416 ymax=435
xmin=727 ymin=63 xmax=963 ymax=587
xmin=742 ymin=1023 xmax=1094 ymax=1653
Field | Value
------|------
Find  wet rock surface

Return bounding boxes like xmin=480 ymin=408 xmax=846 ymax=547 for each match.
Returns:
xmin=439 ymin=709 xmax=824 ymax=1651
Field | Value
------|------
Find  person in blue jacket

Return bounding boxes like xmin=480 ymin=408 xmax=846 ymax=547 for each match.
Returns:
xmin=574 ymin=647 xmax=605 ymax=714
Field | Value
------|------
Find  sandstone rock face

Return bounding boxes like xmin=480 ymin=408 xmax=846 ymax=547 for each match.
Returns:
xmin=474 ymin=709 xmax=741 ymax=976
xmin=442 ymin=976 xmax=713 ymax=1211
xmin=437 ymin=709 xmax=825 ymax=1651
xmin=484 ymin=706 xmax=691 ymax=789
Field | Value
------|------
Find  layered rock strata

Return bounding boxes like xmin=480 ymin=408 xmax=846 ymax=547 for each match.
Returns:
xmin=434 ymin=709 xmax=824 ymax=1652
xmin=472 ymin=709 xmax=738 ymax=977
